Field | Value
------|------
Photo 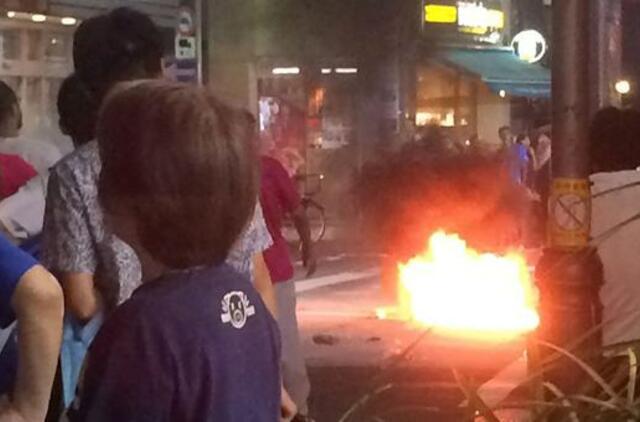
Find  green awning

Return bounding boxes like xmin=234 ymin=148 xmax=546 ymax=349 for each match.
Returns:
xmin=438 ymin=48 xmax=551 ymax=98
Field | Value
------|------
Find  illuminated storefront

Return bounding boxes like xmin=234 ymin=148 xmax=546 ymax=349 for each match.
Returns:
xmin=412 ymin=0 xmax=550 ymax=148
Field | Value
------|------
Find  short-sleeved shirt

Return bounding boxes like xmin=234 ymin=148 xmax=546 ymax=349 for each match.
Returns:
xmin=0 ymin=136 xmax=64 ymax=176
xmin=507 ymin=144 xmax=529 ymax=184
xmin=0 ymin=234 xmax=37 ymax=328
xmin=260 ymin=156 xmax=301 ymax=283
xmin=42 ymin=140 xmax=272 ymax=310
xmin=68 ymin=264 xmax=281 ymax=422
xmin=592 ymin=171 xmax=640 ymax=346
xmin=0 ymin=153 xmax=37 ymax=200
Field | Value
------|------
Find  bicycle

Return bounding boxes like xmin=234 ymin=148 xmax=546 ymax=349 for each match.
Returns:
xmin=282 ymin=173 xmax=327 ymax=244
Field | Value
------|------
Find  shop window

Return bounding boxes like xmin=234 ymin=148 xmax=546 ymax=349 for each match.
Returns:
xmin=0 ymin=28 xmax=20 ymax=60
xmin=26 ymin=29 xmax=43 ymax=61
xmin=415 ymin=65 xmax=476 ymax=133
xmin=45 ymin=32 xmax=70 ymax=62
xmin=0 ymin=20 xmax=74 ymax=151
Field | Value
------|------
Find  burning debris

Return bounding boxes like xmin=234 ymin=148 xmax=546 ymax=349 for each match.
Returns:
xmin=395 ymin=231 xmax=539 ymax=340
xmin=357 ymin=146 xmax=539 ymax=340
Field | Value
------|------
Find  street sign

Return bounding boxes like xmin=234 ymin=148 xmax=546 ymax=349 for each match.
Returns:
xmin=175 ymin=35 xmax=197 ymax=60
xmin=549 ymin=178 xmax=591 ymax=248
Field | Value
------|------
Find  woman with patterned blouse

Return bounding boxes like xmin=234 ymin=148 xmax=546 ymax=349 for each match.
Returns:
xmin=41 ymin=7 xmax=278 ymax=411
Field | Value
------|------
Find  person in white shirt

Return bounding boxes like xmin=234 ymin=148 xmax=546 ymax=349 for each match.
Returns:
xmin=590 ymin=107 xmax=640 ymax=346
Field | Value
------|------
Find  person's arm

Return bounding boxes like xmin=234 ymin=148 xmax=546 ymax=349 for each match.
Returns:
xmin=253 ymin=253 xmax=278 ymax=318
xmin=7 ymin=266 xmax=64 ymax=422
xmin=60 ymin=272 xmax=101 ymax=323
xmin=280 ymin=385 xmax=297 ymax=422
xmin=272 ymin=160 xmax=317 ymax=277
xmin=41 ymin=168 xmax=99 ymax=323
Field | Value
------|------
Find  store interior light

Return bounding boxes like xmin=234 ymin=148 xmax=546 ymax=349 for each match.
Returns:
xmin=61 ymin=17 xmax=77 ymax=26
xmin=272 ymin=67 xmax=300 ymax=75
xmin=499 ymin=90 xmax=507 ymax=98
xmin=335 ymin=68 xmax=358 ymax=74
xmin=321 ymin=68 xmax=332 ymax=74
xmin=4 ymin=11 xmax=78 ymax=26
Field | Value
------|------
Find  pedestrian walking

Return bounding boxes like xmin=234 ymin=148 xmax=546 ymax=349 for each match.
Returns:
xmin=260 ymin=155 xmax=317 ymax=421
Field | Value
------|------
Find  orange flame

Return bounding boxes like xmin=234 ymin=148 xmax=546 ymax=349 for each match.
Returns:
xmin=396 ymin=231 xmax=539 ymax=341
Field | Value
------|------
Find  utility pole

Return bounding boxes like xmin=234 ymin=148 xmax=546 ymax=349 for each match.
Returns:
xmin=535 ymin=0 xmax=604 ymax=398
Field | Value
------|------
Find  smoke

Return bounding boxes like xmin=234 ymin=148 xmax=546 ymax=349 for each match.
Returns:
xmin=355 ymin=144 xmax=529 ymax=261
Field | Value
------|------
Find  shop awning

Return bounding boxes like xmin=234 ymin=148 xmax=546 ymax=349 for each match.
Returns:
xmin=439 ymin=48 xmax=551 ymax=98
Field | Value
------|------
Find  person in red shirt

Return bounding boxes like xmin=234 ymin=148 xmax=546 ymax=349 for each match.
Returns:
xmin=0 ymin=153 xmax=37 ymax=200
xmin=260 ymin=155 xmax=316 ymax=421
xmin=0 ymin=82 xmax=38 ymax=200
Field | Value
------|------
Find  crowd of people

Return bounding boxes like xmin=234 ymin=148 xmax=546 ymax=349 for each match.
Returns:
xmin=5 ymin=6 xmax=640 ymax=422
xmin=0 ymin=7 xmax=316 ymax=422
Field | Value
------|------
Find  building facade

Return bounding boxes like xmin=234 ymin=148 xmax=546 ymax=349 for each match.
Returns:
xmin=0 ymin=0 xmax=202 ymax=152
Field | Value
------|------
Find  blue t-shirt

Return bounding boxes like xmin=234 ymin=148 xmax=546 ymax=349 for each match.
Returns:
xmin=508 ymin=143 xmax=529 ymax=184
xmin=69 ymin=264 xmax=281 ymax=422
xmin=0 ymin=234 xmax=38 ymax=328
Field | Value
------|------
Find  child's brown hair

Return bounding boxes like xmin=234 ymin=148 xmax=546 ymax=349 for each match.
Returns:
xmin=97 ymin=80 xmax=258 ymax=269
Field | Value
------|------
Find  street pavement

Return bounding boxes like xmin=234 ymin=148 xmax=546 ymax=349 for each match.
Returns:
xmin=292 ymin=245 xmax=530 ymax=421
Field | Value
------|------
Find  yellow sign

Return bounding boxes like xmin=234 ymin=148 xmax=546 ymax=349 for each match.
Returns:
xmin=424 ymin=2 xmax=504 ymax=36
xmin=549 ymin=178 xmax=591 ymax=249
xmin=425 ymin=4 xmax=457 ymax=23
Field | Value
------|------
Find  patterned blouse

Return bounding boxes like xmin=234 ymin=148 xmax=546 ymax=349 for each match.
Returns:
xmin=42 ymin=140 xmax=271 ymax=309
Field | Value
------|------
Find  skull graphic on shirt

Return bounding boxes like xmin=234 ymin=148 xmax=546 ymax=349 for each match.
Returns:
xmin=220 ymin=291 xmax=256 ymax=329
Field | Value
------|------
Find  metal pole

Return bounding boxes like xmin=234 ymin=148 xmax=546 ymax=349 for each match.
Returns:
xmin=535 ymin=0 xmax=604 ymax=398
xmin=552 ymin=0 xmax=589 ymax=180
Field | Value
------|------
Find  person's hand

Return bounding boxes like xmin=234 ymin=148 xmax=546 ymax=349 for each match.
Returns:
xmin=0 ymin=397 xmax=26 ymax=422
xmin=301 ymin=244 xmax=317 ymax=278
xmin=280 ymin=386 xmax=297 ymax=422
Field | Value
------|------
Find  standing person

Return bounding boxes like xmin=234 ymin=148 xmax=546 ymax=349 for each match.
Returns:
xmin=41 ymin=7 xmax=278 ymax=411
xmin=0 ymin=81 xmax=63 ymax=176
xmin=0 ymin=235 xmax=63 ymax=422
xmin=0 ymin=83 xmax=39 ymax=201
xmin=590 ymin=108 xmax=640 ymax=347
xmin=499 ymin=126 xmax=528 ymax=185
xmin=498 ymin=125 xmax=514 ymax=150
xmin=68 ymin=80 xmax=288 ymax=422
xmin=0 ymin=80 xmax=64 ymax=244
xmin=534 ymin=128 xmax=552 ymax=203
xmin=57 ymin=74 xmax=96 ymax=149
xmin=516 ymin=134 xmax=537 ymax=189
xmin=260 ymin=155 xmax=316 ymax=421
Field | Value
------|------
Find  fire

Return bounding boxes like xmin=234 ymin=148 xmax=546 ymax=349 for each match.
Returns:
xmin=396 ymin=231 xmax=539 ymax=340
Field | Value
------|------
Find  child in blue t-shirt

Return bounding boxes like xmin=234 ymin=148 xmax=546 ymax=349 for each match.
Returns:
xmin=68 ymin=81 xmax=284 ymax=422
xmin=0 ymin=235 xmax=63 ymax=421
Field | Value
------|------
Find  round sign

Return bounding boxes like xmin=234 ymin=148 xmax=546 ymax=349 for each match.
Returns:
xmin=177 ymin=7 xmax=195 ymax=36
xmin=511 ymin=30 xmax=547 ymax=64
